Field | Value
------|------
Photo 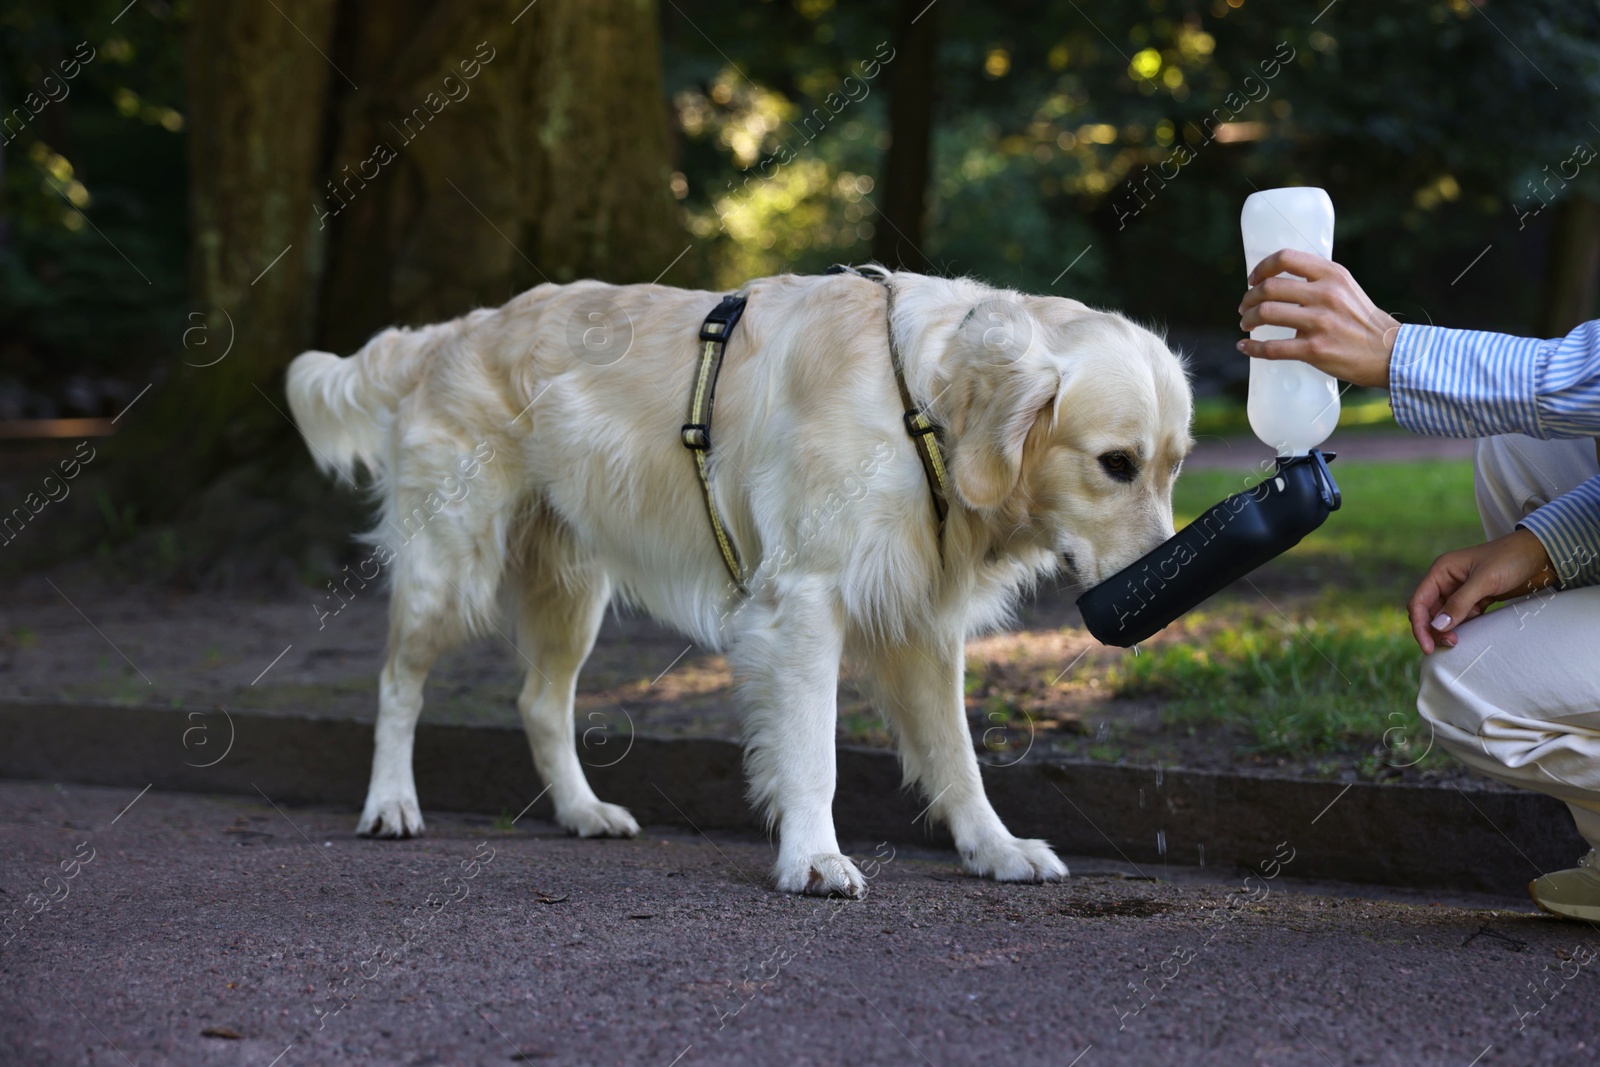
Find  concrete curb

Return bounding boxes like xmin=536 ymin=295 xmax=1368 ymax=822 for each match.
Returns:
xmin=0 ymin=702 xmax=1582 ymax=895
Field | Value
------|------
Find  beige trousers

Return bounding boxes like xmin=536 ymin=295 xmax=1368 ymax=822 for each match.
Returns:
xmin=1417 ymin=434 xmax=1600 ymax=852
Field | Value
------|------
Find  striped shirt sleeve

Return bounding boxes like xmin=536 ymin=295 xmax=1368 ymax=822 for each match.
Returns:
xmin=1389 ymin=320 xmax=1600 ymax=588
xmin=1519 ymin=481 xmax=1600 ymax=586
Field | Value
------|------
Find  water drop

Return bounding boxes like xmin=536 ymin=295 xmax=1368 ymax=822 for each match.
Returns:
xmin=1198 ymin=843 xmax=1206 ymax=867
xmin=1156 ymin=829 xmax=1167 ymax=856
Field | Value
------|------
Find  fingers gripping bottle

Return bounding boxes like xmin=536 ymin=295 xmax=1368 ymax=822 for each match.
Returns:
xmin=1242 ymin=187 xmax=1340 ymax=455
xmin=1073 ymin=187 xmax=1345 ymax=647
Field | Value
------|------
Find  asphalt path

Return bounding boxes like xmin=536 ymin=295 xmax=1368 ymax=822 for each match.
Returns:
xmin=1 ymin=780 xmax=1595 ymax=1067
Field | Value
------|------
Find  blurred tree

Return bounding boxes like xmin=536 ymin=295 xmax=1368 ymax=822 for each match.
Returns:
xmin=66 ymin=0 xmax=340 ymax=583
xmin=1539 ymin=194 xmax=1600 ymax=336
xmin=318 ymin=0 xmax=684 ymax=353
xmin=0 ymin=0 xmax=188 ymax=416
xmin=36 ymin=0 xmax=685 ymax=581
xmin=11 ymin=0 xmax=1600 ymax=580
xmin=656 ymin=0 xmax=1599 ymax=394
xmin=872 ymin=0 xmax=938 ymax=270
xmin=183 ymin=0 xmax=335 ymax=452
xmin=661 ymin=0 xmax=893 ymax=285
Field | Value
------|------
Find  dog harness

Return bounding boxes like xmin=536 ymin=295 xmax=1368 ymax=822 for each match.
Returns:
xmin=834 ymin=264 xmax=952 ymax=554
xmin=681 ymin=293 xmax=750 ymax=592
xmin=681 ymin=266 xmax=952 ymax=592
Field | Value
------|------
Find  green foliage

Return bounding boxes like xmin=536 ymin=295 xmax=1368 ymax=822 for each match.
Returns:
xmin=0 ymin=0 xmax=189 ymax=399
xmin=11 ymin=0 xmax=1600 ymax=412
xmin=926 ymin=113 xmax=1107 ymax=294
xmin=664 ymin=0 xmax=1600 ymax=332
xmin=672 ymin=58 xmax=891 ymax=286
xmin=1110 ymin=601 xmax=1438 ymax=769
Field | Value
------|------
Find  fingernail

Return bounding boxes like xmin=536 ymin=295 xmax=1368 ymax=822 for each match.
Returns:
xmin=1235 ymin=340 xmax=1246 ymax=351
xmin=1431 ymin=613 xmax=1451 ymax=631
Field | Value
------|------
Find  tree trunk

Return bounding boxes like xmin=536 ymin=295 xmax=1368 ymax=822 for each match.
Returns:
xmin=871 ymin=0 xmax=939 ymax=272
xmin=317 ymin=0 xmax=684 ymax=353
xmin=1539 ymin=193 xmax=1600 ymax=337
xmin=70 ymin=0 xmax=685 ymax=580
xmin=102 ymin=0 xmax=337 ymax=527
xmin=526 ymin=0 xmax=683 ymax=283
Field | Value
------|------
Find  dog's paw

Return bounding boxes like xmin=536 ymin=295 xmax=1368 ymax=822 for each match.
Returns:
xmin=773 ymin=852 xmax=868 ymax=899
xmin=357 ymin=792 xmax=425 ymax=839
xmin=962 ymin=834 xmax=1068 ymax=883
xmin=558 ymin=800 xmax=640 ymax=839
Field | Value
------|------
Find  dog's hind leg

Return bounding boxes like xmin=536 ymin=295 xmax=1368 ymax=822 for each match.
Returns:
xmin=513 ymin=541 xmax=638 ymax=838
xmin=864 ymin=635 xmax=1067 ymax=883
xmin=731 ymin=579 xmax=863 ymax=898
xmin=358 ymin=550 xmax=490 ymax=839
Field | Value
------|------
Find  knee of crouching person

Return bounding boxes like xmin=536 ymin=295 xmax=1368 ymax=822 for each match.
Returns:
xmin=1413 ymin=622 xmax=1497 ymax=749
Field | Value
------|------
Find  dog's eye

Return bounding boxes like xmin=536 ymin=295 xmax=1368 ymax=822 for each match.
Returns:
xmin=1098 ymin=452 xmax=1137 ymax=483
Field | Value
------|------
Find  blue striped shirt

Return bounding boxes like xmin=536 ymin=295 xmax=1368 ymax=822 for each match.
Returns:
xmin=1390 ymin=321 xmax=1600 ymax=587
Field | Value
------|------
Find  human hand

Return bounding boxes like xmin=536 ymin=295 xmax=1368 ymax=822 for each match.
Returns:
xmin=1237 ymin=249 xmax=1401 ymax=388
xmin=1407 ymin=529 xmax=1557 ymax=653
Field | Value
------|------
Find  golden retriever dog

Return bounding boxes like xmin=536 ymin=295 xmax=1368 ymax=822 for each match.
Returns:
xmin=286 ymin=269 xmax=1191 ymax=897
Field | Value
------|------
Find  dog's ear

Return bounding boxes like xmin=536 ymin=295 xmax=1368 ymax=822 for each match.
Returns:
xmin=942 ymin=301 xmax=1060 ymax=510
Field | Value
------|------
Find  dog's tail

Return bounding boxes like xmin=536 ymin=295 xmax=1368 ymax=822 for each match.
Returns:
xmin=285 ymin=328 xmax=432 ymax=482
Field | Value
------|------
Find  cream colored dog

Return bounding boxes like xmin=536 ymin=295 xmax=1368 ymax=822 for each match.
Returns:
xmin=286 ymin=269 xmax=1191 ymax=897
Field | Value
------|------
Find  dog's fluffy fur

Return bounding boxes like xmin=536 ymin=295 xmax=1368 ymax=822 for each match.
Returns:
xmin=287 ymin=270 xmax=1191 ymax=897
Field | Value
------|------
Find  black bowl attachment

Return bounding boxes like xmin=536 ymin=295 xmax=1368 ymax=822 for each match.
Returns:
xmin=1075 ymin=450 xmax=1341 ymax=648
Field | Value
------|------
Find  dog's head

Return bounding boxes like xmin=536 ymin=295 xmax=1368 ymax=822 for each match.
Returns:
xmin=936 ymin=294 xmax=1192 ymax=585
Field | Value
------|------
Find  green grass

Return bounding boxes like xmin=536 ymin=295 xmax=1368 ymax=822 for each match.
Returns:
xmin=1128 ymin=456 xmax=1481 ymax=770
xmin=1111 ymin=600 xmax=1441 ymax=772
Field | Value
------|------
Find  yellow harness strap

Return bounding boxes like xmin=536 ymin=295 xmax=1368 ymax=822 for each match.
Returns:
xmin=883 ymin=283 xmax=951 ymax=559
xmin=682 ymin=293 xmax=749 ymax=592
xmin=827 ymin=264 xmax=951 ymax=560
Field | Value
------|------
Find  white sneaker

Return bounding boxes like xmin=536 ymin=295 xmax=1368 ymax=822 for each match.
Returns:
xmin=1529 ymin=850 xmax=1600 ymax=922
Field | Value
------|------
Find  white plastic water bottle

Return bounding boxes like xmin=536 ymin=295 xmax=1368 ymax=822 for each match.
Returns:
xmin=1241 ymin=187 xmax=1340 ymax=456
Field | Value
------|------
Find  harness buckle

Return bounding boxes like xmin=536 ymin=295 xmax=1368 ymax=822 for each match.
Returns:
xmin=681 ymin=423 xmax=711 ymax=450
xmin=699 ymin=294 xmax=747 ymax=342
xmin=903 ymin=409 xmax=938 ymax=437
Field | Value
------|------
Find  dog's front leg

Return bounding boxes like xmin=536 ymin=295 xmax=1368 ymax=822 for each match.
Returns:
xmin=867 ymin=635 xmax=1067 ymax=883
xmin=730 ymin=579 xmax=864 ymax=899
